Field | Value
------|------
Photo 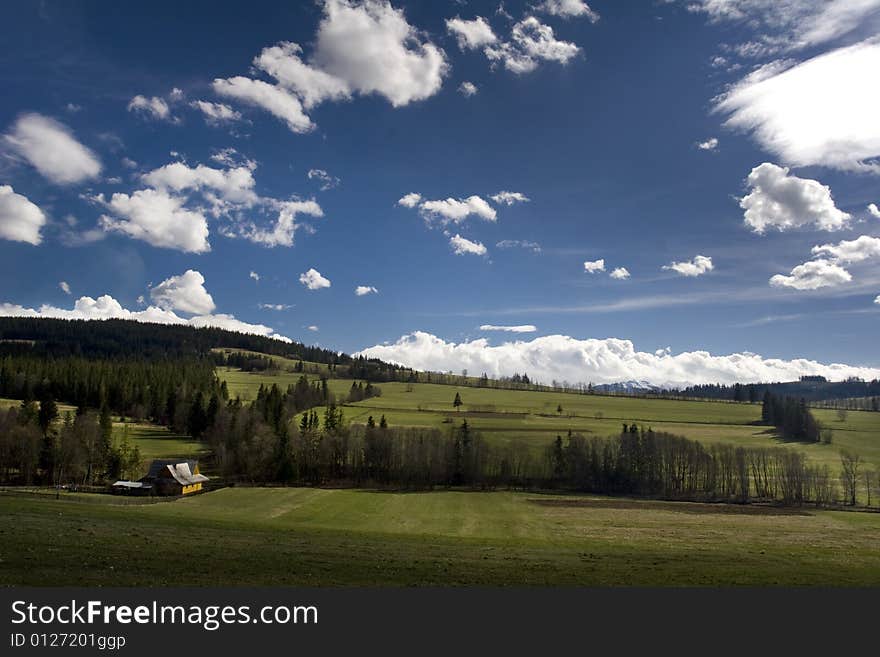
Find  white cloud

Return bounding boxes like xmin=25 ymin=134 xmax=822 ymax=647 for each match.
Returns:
xmin=212 ymin=76 xmax=314 ymax=134
xmin=94 ymin=189 xmax=210 ymax=253
xmin=687 ymin=0 xmax=880 ymax=54
xmin=450 ymin=234 xmax=487 ymax=256
xmin=479 ymin=324 xmax=537 ymax=333
xmin=536 ymin=0 xmax=599 ymax=21
xmin=663 ymin=255 xmax=714 ymax=277
xmin=65 ymin=103 xmax=82 ymax=113
xmin=0 ymin=294 xmax=291 ymax=342
xmin=875 ymin=295 xmax=880 ymax=305
xmin=310 ymin=0 xmax=447 ymax=107
xmin=697 ymin=137 xmax=719 ymax=151
xmin=446 ymin=16 xmax=498 ymax=50
xmin=240 ymin=199 xmax=324 ymax=247
xmin=259 ymin=303 xmax=291 ymax=311
xmin=149 ymin=269 xmax=216 ymax=315
xmin=190 ymin=100 xmax=243 ymax=125
xmin=127 ymin=95 xmax=176 ymax=122
xmin=496 ymin=239 xmax=541 ymax=253
xmin=299 ymin=268 xmax=331 ymax=290
xmin=355 ymin=285 xmax=378 ymax=296
xmin=418 ymin=195 xmax=497 ymax=224
xmin=458 ymin=81 xmax=479 ymax=97
xmin=769 ymin=258 xmax=852 ymax=290
xmin=811 ymin=235 xmax=880 ymax=263
xmin=484 ymin=17 xmax=580 ymax=74
xmin=356 ymin=331 xmax=880 ymax=388
xmin=307 ymin=325 xmax=319 ymax=332
xmin=308 ymin=168 xmax=340 ymax=190
xmin=714 ymin=39 xmax=880 ymax=172
xmin=583 ymin=258 xmax=605 ymax=273
xmin=739 ymin=163 xmax=850 ymax=233
xmin=397 ymin=192 xmax=422 ymax=208
xmin=868 ymin=203 xmax=880 ymax=219
xmin=3 ymin=113 xmax=101 ymax=185
xmin=0 ymin=185 xmax=46 ymax=245
xmin=252 ymin=41 xmax=351 ymax=109
xmin=59 ymin=281 xmax=70 ymax=295
xmin=490 ymin=191 xmax=530 ymax=205
xmin=250 ymin=271 xmax=260 ymax=281
xmin=142 ymin=161 xmax=259 ymax=211
xmin=609 ymin=267 xmax=630 ymax=280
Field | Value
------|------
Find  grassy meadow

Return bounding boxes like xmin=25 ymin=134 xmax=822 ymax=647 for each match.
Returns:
xmin=2 ymin=487 xmax=880 ymax=586
xmin=215 ymin=368 xmax=880 ymax=473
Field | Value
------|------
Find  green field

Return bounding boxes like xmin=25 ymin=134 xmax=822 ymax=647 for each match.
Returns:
xmin=114 ymin=422 xmax=207 ymax=463
xmin=2 ymin=487 xmax=879 ymax=586
xmin=214 ymin=370 xmax=880 ymax=473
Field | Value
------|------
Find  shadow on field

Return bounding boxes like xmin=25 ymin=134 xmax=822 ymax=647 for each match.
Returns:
xmin=527 ymin=497 xmax=814 ymax=516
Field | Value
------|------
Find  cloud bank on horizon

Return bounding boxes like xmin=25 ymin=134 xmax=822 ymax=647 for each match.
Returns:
xmin=356 ymin=331 xmax=880 ymax=388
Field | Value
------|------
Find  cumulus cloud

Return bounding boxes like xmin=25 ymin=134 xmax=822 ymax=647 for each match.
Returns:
xmin=59 ymin=281 xmax=70 ymax=295
xmin=697 ymin=137 xmax=719 ymax=151
xmin=218 ymin=2 xmax=447 ymax=130
xmin=663 ymin=255 xmax=714 ymax=277
xmin=714 ymin=39 xmax=880 ymax=172
xmin=397 ymin=192 xmax=422 ymax=208
xmin=356 ymin=331 xmax=880 ymax=388
xmin=259 ymin=303 xmax=291 ymax=311
xmin=450 ymin=234 xmax=487 ymax=256
xmin=458 ymin=81 xmax=478 ymax=97
xmin=239 ymin=199 xmax=324 ymax=247
xmin=127 ymin=95 xmax=177 ymax=122
xmin=583 ymin=258 xmax=605 ymax=273
xmin=308 ymin=168 xmax=340 ymax=190
xmin=299 ymin=268 xmax=331 ymax=290
xmin=537 ymin=0 xmax=599 ymax=21
xmin=416 ymin=195 xmax=497 ymax=224
xmin=479 ymin=324 xmax=537 ymax=333
xmin=876 ymin=295 xmax=880 ymax=305
xmin=496 ymin=239 xmax=541 ymax=253
xmin=446 ymin=16 xmax=498 ymax=50
xmin=484 ymin=17 xmax=580 ymax=74
xmin=311 ymin=0 xmax=448 ymax=107
xmin=250 ymin=271 xmax=260 ymax=281
xmin=739 ymin=163 xmax=850 ymax=233
xmin=490 ymin=191 xmax=529 ymax=205
xmin=213 ymin=76 xmax=314 ymax=133
xmin=3 ymin=113 xmax=101 ymax=185
xmin=307 ymin=325 xmax=319 ymax=332
xmin=811 ymin=235 xmax=880 ymax=264
xmin=355 ymin=285 xmax=378 ymax=296
xmin=142 ymin=161 xmax=259 ymax=211
xmin=769 ymin=258 xmax=852 ymax=290
xmin=190 ymin=100 xmax=243 ymax=125
xmin=0 ymin=185 xmax=46 ymax=245
xmin=252 ymin=41 xmax=351 ymax=109
xmin=149 ymin=269 xmax=216 ymax=315
xmin=0 ymin=294 xmax=291 ymax=342
xmin=609 ymin=267 xmax=630 ymax=280
xmin=869 ymin=203 xmax=880 ymax=219
xmin=94 ymin=189 xmax=210 ymax=253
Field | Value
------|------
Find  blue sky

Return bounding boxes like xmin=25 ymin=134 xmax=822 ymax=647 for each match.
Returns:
xmin=1 ymin=0 xmax=879 ymax=386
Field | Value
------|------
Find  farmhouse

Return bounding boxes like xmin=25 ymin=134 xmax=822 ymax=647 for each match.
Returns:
xmin=112 ymin=459 xmax=208 ymax=496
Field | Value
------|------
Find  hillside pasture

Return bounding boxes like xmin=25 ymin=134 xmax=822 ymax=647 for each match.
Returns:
xmin=2 ymin=487 xmax=880 ymax=586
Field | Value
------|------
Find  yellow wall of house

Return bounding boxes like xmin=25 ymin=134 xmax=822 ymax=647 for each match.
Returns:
xmin=181 ymin=483 xmax=202 ymax=495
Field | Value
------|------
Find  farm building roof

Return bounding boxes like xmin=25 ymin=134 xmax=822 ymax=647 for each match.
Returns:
xmin=112 ymin=480 xmax=152 ymax=489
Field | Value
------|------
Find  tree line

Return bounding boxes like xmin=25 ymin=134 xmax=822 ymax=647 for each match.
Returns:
xmin=0 ymin=401 xmax=141 ymax=486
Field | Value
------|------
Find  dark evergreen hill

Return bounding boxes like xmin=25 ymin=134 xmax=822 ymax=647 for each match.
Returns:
xmin=0 ymin=317 xmax=352 ymax=363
